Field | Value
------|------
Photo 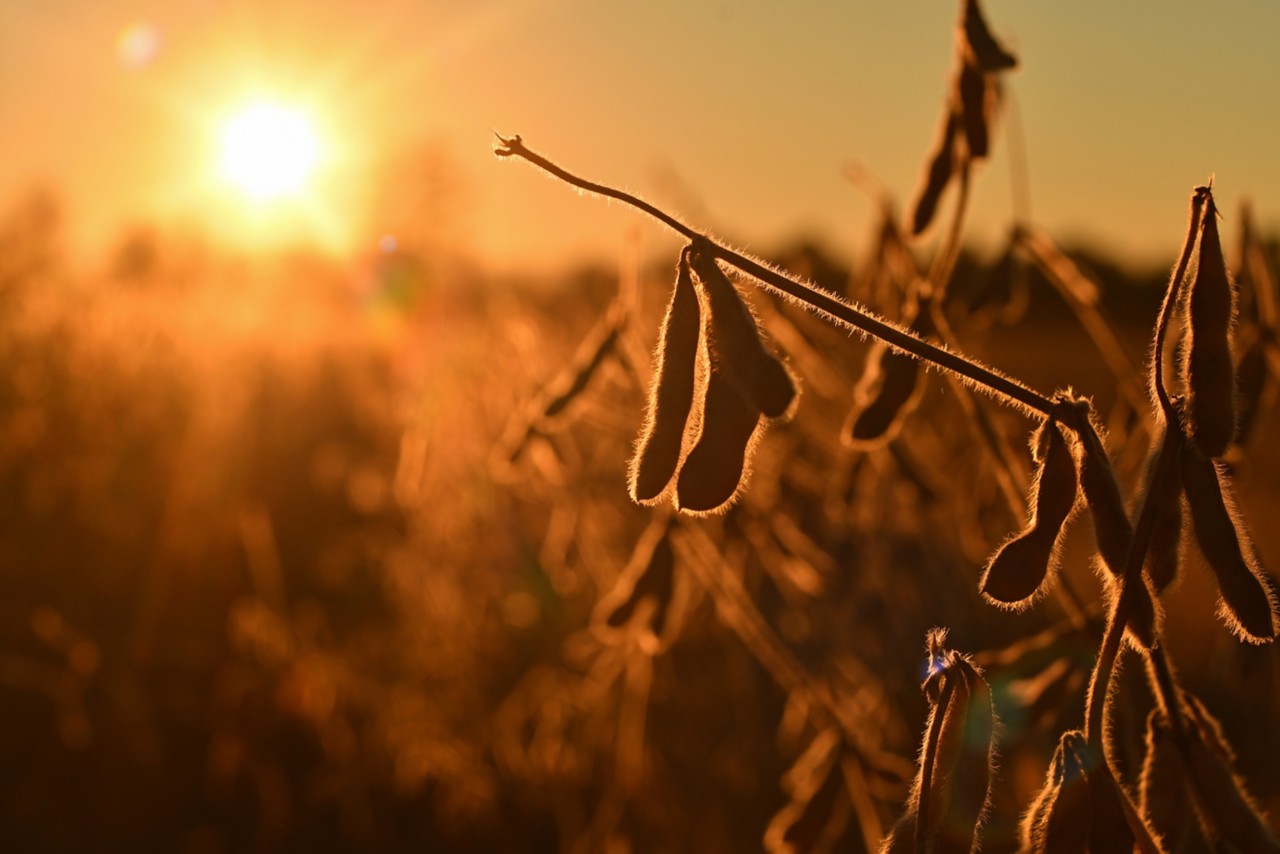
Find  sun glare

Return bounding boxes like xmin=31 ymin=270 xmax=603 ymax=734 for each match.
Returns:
xmin=218 ymin=101 xmax=321 ymax=201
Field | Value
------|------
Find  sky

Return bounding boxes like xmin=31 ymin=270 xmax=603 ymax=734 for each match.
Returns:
xmin=2 ymin=0 xmax=1279 ymax=273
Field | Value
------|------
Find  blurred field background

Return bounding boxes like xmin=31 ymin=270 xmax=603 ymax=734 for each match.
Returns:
xmin=4 ymin=2 xmax=1280 ymax=852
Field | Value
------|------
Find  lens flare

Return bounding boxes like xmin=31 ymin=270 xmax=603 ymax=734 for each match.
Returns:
xmin=218 ymin=102 xmax=320 ymax=201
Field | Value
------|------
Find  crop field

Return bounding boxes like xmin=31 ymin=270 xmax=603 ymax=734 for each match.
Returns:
xmin=3 ymin=1 xmax=1280 ymax=852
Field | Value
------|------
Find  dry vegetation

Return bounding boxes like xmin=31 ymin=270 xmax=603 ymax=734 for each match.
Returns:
xmin=4 ymin=1 xmax=1280 ymax=852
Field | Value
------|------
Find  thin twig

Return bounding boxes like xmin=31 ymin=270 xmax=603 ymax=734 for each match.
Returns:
xmin=1083 ymin=424 xmax=1179 ymax=747
xmin=495 ymin=134 xmax=1055 ymax=419
xmin=927 ymin=160 xmax=972 ymax=300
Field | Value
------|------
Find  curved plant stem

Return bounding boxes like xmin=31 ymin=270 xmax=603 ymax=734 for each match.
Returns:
xmin=496 ymin=134 xmax=1055 ymax=418
xmin=1082 ymin=186 xmax=1210 ymax=751
xmin=929 ymin=307 xmax=1090 ymax=626
xmin=927 ymin=160 xmax=972 ymax=300
xmin=1145 ymin=645 xmax=1188 ymax=744
xmin=1083 ymin=423 xmax=1179 ymax=748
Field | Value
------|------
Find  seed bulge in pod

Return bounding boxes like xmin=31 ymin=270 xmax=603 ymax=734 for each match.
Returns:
xmin=675 ymin=346 xmax=762 ymax=515
xmin=1181 ymin=445 xmax=1279 ymax=643
xmin=1138 ymin=424 xmax=1185 ymax=592
xmin=980 ymin=418 xmax=1079 ymax=608
xmin=629 ymin=248 xmax=702 ymax=504
xmin=1183 ymin=200 xmax=1238 ymax=458
xmin=689 ymin=248 xmax=796 ymax=419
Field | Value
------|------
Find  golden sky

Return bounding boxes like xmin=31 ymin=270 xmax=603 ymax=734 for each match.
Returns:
xmin=2 ymin=0 xmax=1279 ymax=271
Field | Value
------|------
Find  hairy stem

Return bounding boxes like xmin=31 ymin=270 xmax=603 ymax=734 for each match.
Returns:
xmin=1084 ymin=422 xmax=1179 ymax=748
xmin=496 ymin=134 xmax=1055 ymax=418
xmin=930 ymin=306 xmax=1089 ymax=625
xmin=928 ymin=159 xmax=972 ymax=299
xmin=1145 ymin=645 xmax=1188 ymax=745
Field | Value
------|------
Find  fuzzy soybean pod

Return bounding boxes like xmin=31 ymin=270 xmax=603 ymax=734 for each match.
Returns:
xmin=846 ymin=347 xmax=920 ymax=448
xmin=1139 ymin=423 xmax=1184 ymax=592
xmin=1181 ymin=695 xmax=1280 ymax=852
xmin=675 ymin=341 xmax=762 ymax=515
xmin=845 ymin=298 xmax=934 ymax=448
xmin=629 ymin=248 xmax=702 ymax=504
xmin=979 ymin=418 xmax=1079 ymax=607
xmin=955 ymin=62 xmax=992 ymax=160
xmin=911 ymin=110 xmax=960 ymax=237
xmin=1021 ymin=732 xmax=1091 ymax=854
xmin=1180 ymin=444 xmax=1279 ymax=643
xmin=1022 ymin=733 xmax=1153 ymax=853
xmin=1072 ymin=420 xmax=1159 ymax=648
xmin=1139 ymin=710 xmax=1198 ymax=851
xmin=689 ymin=248 xmax=797 ymax=419
xmin=1183 ymin=203 xmax=1238 ymax=458
xmin=882 ymin=631 xmax=995 ymax=854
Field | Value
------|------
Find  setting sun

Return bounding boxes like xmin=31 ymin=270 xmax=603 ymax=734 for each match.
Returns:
xmin=218 ymin=101 xmax=321 ymax=201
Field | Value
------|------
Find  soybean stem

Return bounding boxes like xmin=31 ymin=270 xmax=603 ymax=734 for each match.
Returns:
xmin=496 ymin=134 xmax=1055 ymax=418
xmin=1084 ymin=424 xmax=1179 ymax=747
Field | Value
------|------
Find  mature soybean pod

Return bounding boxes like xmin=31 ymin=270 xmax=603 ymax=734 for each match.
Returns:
xmin=1022 ymin=731 xmax=1091 ymax=853
xmin=675 ymin=351 xmax=761 ymax=515
xmin=980 ymin=419 xmax=1079 ymax=607
xmin=956 ymin=61 xmax=991 ymax=159
xmin=911 ymin=111 xmax=959 ymax=236
xmin=930 ymin=658 xmax=995 ymax=853
xmin=846 ymin=348 xmax=921 ymax=447
xmin=846 ymin=298 xmax=933 ymax=448
xmin=689 ymin=248 xmax=796 ymax=419
xmin=1184 ymin=204 xmax=1237 ymax=458
xmin=629 ymin=248 xmax=702 ymax=504
xmin=1074 ymin=425 xmax=1158 ymax=648
xmin=1181 ymin=444 xmax=1278 ymax=643
xmin=1139 ymin=711 xmax=1195 ymax=853
xmin=1181 ymin=696 xmax=1280 ymax=852
xmin=1137 ymin=425 xmax=1184 ymax=592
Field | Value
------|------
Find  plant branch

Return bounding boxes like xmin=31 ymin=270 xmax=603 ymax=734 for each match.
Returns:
xmin=1083 ymin=423 xmax=1180 ymax=748
xmin=927 ymin=159 xmax=972 ymax=300
xmin=496 ymin=133 xmax=1056 ymax=418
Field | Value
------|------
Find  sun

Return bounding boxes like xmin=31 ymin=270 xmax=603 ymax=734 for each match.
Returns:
xmin=218 ymin=101 xmax=321 ymax=201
